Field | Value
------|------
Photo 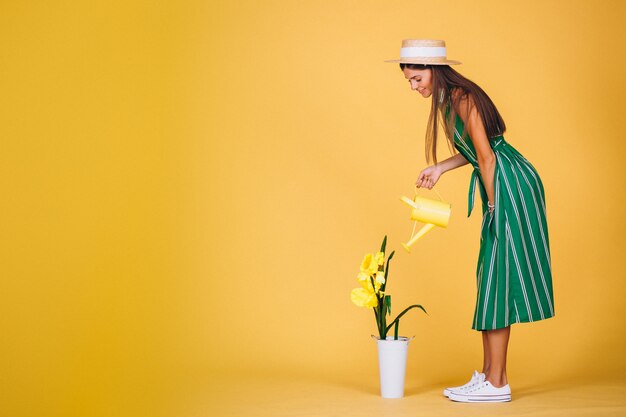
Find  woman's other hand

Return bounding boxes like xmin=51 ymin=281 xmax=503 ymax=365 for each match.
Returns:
xmin=416 ymin=165 xmax=442 ymax=189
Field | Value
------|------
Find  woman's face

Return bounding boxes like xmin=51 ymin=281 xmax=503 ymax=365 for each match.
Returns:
xmin=402 ymin=67 xmax=433 ymax=98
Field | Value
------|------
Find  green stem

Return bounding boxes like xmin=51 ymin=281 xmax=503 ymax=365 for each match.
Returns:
xmin=381 ymin=251 xmax=395 ymax=293
xmin=370 ymin=276 xmax=385 ymax=339
xmin=373 ymin=308 xmax=382 ymax=338
xmin=377 ymin=295 xmax=386 ymax=339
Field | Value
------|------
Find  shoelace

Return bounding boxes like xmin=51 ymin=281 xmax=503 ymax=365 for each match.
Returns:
xmin=463 ymin=375 xmax=485 ymax=390
xmin=465 ymin=382 xmax=489 ymax=393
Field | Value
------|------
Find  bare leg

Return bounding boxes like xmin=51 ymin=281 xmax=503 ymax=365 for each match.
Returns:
xmin=484 ymin=326 xmax=510 ymax=388
xmin=482 ymin=330 xmax=490 ymax=375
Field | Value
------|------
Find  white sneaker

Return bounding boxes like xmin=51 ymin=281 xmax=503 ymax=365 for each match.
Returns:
xmin=448 ymin=380 xmax=512 ymax=402
xmin=442 ymin=370 xmax=485 ymax=397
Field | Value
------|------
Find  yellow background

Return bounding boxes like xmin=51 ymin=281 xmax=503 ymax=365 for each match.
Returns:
xmin=1 ymin=1 xmax=624 ymax=416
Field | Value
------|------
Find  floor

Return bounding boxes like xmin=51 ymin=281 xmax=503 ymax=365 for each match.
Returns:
xmin=182 ymin=372 xmax=626 ymax=417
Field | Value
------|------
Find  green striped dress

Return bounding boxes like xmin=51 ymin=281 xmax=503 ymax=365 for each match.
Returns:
xmin=446 ymin=105 xmax=555 ymax=331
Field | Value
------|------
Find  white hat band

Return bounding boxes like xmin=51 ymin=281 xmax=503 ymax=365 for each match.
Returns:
xmin=400 ymin=46 xmax=447 ymax=58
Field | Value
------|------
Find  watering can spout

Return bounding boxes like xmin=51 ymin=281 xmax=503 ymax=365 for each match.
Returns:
xmin=402 ymin=223 xmax=435 ymax=253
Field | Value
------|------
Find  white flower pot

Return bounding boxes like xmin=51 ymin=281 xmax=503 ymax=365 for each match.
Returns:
xmin=375 ymin=336 xmax=412 ymax=398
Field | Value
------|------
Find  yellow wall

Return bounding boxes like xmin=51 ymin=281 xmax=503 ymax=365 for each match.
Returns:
xmin=1 ymin=1 xmax=624 ymax=415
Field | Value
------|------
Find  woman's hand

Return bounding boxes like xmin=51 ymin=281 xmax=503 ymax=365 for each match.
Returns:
xmin=416 ymin=165 xmax=442 ymax=189
xmin=415 ymin=153 xmax=468 ymax=189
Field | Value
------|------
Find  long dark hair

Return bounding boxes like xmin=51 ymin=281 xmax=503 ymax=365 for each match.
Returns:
xmin=400 ymin=63 xmax=506 ymax=164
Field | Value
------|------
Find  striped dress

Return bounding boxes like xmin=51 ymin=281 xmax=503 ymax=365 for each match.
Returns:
xmin=446 ymin=104 xmax=555 ymax=331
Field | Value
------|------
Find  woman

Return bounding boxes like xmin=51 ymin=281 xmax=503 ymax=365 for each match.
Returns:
xmin=386 ymin=39 xmax=555 ymax=403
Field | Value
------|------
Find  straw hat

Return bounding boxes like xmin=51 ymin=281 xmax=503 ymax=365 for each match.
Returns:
xmin=385 ymin=39 xmax=461 ymax=65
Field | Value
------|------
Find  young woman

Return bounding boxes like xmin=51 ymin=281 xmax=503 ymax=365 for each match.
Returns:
xmin=386 ymin=39 xmax=555 ymax=403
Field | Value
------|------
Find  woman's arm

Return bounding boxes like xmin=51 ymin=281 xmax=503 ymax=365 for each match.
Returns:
xmin=455 ymin=95 xmax=496 ymax=208
xmin=416 ymin=153 xmax=469 ymax=189
xmin=436 ymin=152 xmax=470 ymax=173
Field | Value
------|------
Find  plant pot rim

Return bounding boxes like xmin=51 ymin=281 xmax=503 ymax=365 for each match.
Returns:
xmin=371 ymin=335 xmax=413 ymax=342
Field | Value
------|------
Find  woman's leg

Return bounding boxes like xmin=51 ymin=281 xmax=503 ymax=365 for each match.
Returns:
xmin=484 ymin=326 xmax=510 ymax=387
xmin=482 ymin=330 xmax=490 ymax=375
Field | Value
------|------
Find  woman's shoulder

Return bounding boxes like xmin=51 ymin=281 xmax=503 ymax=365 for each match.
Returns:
xmin=449 ymin=87 xmax=474 ymax=113
xmin=450 ymin=87 xmax=465 ymax=101
xmin=449 ymin=89 xmax=478 ymax=127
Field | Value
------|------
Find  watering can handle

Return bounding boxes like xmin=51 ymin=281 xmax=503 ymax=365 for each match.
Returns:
xmin=415 ymin=185 xmax=444 ymax=201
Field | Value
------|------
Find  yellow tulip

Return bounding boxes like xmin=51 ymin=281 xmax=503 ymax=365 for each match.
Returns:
xmin=357 ymin=271 xmax=373 ymax=291
xmin=360 ymin=253 xmax=372 ymax=271
xmin=351 ymin=287 xmax=378 ymax=308
xmin=375 ymin=271 xmax=386 ymax=290
xmin=360 ymin=253 xmax=379 ymax=275
xmin=375 ymin=252 xmax=385 ymax=266
xmin=360 ymin=254 xmax=375 ymax=275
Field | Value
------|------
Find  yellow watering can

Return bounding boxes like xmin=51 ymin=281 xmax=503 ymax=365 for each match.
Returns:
xmin=400 ymin=187 xmax=451 ymax=253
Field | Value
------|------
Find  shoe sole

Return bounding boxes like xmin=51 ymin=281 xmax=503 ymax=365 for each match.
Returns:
xmin=448 ymin=393 xmax=511 ymax=403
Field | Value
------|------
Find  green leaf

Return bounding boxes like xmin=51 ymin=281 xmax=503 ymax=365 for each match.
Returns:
xmin=385 ymin=304 xmax=428 ymax=334
xmin=384 ymin=251 xmax=395 ymax=280
xmin=394 ymin=320 xmax=399 ymax=340
xmin=380 ymin=235 xmax=387 ymax=254
xmin=384 ymin=295 xmax=392 ymax=316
